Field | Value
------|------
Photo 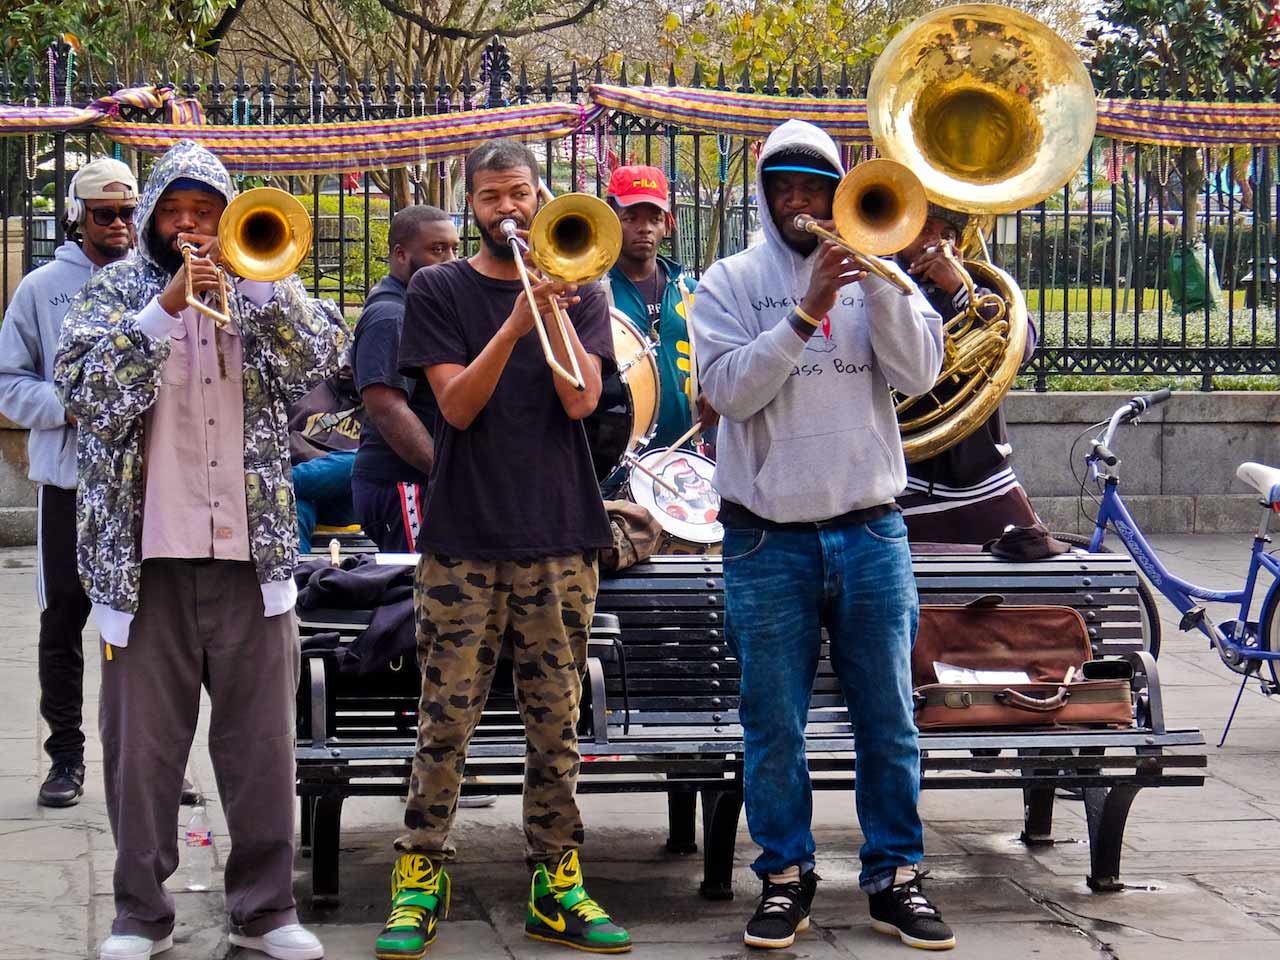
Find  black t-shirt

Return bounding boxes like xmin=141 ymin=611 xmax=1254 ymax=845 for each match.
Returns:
xmin=397 ymin=259 xmax=615 ymax=559
xmin=350 ymin=275 xmax=439 ymax=485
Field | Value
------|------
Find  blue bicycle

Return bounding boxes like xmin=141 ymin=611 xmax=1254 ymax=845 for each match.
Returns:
xmin=1074 ymin=389 xmax=1280 ymax=741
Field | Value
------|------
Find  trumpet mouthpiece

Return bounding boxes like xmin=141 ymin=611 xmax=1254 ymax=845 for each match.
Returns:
xmin=794 ymin=214 xmax=816 ymax=231
xmin=499 ymin=219 xmax=519 ymax=240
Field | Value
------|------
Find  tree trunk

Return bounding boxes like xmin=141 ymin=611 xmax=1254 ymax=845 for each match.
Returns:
xmin=1178 ymin=147 xmax=1203 ymax=245
xmin=388 ymin=168 xmax=412 ymax=208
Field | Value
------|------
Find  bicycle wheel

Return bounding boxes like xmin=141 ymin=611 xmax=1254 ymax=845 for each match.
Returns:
xmin=1256 ymin=584 xmax=1280 ymax=691
xmin=1053 ymin=532 xmax=1163 ymax=659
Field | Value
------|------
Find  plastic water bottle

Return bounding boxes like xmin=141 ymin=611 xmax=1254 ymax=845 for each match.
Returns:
xmin=183 ymin=806 xmax=214 ymax=891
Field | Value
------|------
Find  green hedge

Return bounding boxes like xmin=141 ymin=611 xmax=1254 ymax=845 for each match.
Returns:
xmin=296 ymin=195 xmax=392 ymax=301
xmin=1007 ymin=218 xmax=1275 ymax=292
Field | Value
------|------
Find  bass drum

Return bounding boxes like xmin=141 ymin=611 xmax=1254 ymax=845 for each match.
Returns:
xmin=627 ymin=448 xmax=723 ymax=555
xmin=584 ymin=310 xmax=660 ymax=483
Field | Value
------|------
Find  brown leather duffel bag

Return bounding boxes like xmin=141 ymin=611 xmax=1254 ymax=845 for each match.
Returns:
xmin=911 ymin=601 xmax=1134 ymax=730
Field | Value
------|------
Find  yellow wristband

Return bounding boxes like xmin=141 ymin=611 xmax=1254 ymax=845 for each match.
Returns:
xmin=793 ymin=305 xmax=821 ymax=328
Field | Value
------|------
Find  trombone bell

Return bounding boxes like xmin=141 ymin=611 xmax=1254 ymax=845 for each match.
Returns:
xmin=528 ymin=193 xmax=622 ymax=285
xmin=791 ymin=158 xmax=927 ymax=296
xmin=219 ymin=187 xmax=313 ymax=282
xmin=833 ymin=159 xmax=928 ymax=257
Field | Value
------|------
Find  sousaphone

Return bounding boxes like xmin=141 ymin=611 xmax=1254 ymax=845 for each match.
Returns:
xmin=867 ymin=3 xmax=1097 ymax=462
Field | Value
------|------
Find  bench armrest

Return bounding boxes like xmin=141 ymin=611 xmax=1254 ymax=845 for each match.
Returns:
xmin=583 ymin=656 xmax=609 ymax=746
xmin=1120 ymin=650 xmax=1166 ymax=735
xmin=592 ymin=612 xmax=622 ymax=636
xmin=306 ymin=655 xmax=329 ymax=747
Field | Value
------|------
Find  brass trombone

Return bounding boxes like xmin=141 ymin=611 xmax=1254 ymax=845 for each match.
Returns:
xmin=181 ymin=186 xmax=314 ymax=330
xmin=792 ymin=158 xmax=928 ymax=296
xmin=501 ymin=191 xmax=622 ymax=391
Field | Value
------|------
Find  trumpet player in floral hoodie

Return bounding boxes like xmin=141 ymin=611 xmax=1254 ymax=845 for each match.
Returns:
xmin=55 ymin=139 xmax=344 ymax=960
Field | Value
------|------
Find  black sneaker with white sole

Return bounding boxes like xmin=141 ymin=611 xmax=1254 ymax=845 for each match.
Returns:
xmin=743 ymin=869 xmax=819 ymax=949
xmin=867 ymin=869 xmax=955 ymax=951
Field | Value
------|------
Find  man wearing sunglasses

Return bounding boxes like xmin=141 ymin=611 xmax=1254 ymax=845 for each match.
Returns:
xmin=0 ymin=157 xmax=138 ymax=807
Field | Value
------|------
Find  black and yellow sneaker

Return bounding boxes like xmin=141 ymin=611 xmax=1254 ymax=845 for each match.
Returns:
xmin=374 ymin=853 xmax=451 ymax=959
xmin=525 ymin=850 xmax=632 ymax=953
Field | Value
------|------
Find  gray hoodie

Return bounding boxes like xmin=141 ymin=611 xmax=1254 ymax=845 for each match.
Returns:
xmin=0 ymin=241 xmax=102 ymax=488
xmin=691 ymin=120 xmax=944 ymax=524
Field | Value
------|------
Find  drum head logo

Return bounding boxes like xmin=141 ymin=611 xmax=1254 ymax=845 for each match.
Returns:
xmin=653 ymin=457 xmax=720 ymax=525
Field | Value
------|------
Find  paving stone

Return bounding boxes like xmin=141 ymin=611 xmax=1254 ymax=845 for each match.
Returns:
xmin=1109 ymin=944 xmax=1280 ymax=959
xmin=1023 ymin=875 xmax=1280 ymax=943
xmin=835 ymin=920 xmax=1102 ymax=959
xmin=1121 ymin=781 xmax=1270 ymax=824
xmin=1121 ymin=817 xmax=1280 ymax=853
xmin=0 ymin=775 xmax=42 ymax=819
xmin=1029 ymin=845 xmax=1280 ymax=878
xmin=0 ymin=902 xmax=88 ymax=958
xmin=1191 ymin=871 xmax=1280 ymax=921
xmin=0 ymin=822 xmax=89 ymax=861
xmin=1199 ymin=755 xmax=1280 ymax=802
xmin=0 ymin=858 xmax=90 ymax=906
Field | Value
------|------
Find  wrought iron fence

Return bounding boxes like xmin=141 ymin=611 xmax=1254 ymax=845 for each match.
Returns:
xmin=2 ymin=40 xmax=1277 ymax=389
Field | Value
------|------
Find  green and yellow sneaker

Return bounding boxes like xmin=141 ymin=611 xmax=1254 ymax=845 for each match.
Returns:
xmin=374 ymin=854 xmax=451 ymax=959
xmin=525 ymin=849 xmax=632 ymax=953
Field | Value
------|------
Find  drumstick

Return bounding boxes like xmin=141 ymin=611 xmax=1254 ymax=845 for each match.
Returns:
xmin=625 ymin=454 xmax=681 ymax=497
xmin=676 ymin=278 xmax=699 ymax=424
xmin=644 ymin=421 xmax=703 ymax=474
xmin=329 ymin=538 xmax=341 ymax=566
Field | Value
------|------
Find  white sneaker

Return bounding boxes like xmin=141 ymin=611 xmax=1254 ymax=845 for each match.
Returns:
xmin=228 ymin=923 xmax=323 ymax=960
xmin=458 ymin=793 xmax=498 ymax=808
xmin=99 ymin=933 xmax=173 ymax=959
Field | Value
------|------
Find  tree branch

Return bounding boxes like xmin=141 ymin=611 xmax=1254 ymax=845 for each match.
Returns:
xmin=208 ymin=0 xmax=251 ymax=43
xmin=373 ymin=0 xmax=603 ymax=41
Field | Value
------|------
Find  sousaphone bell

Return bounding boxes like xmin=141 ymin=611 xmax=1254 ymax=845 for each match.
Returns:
xmin=866 ymin=3 xmax=1097 ymax=461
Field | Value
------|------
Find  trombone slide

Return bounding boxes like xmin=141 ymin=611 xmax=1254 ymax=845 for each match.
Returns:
xmin=181 ymin=243 xmax=231 ymax=329
xmin=501 ymin=219 xmax=587 ymax=392
xmin=794 ymin=216 xmax=913 ymax=296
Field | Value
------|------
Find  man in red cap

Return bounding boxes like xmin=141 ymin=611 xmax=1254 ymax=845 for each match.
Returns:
xmin=605 ymin=165 xmax=715 ymax=455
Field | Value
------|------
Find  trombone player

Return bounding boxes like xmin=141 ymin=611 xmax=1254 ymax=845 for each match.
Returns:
xmin=692 ymin=119 xmax=956 ymax=951
xmin=55 ymin=140 xmax=341 ymax=960
xmin=377 ymin=139 xmax=630 ymax=958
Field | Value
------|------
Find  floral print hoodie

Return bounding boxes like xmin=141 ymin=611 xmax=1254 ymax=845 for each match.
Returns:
xmin=54 ymin=139 xmax=344 ymax=632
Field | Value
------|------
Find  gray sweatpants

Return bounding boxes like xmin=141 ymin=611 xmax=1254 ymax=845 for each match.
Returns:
xmin=99 ymin=558 xmax=301 ymax=939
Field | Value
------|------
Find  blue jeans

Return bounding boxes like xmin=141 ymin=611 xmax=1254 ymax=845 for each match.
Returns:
xmin=722 ymin=510 xmax=923 ymax=893
xmin=293 ymin=451 xmax=356 ymax=554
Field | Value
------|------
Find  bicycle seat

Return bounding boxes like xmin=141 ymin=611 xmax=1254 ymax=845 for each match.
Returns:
xmin=1236 ymin=462 xmax=1280 ymax=505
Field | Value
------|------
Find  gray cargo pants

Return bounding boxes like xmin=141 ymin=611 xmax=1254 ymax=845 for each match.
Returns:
xmin=99 ymin=558 xmax=301 ymax=940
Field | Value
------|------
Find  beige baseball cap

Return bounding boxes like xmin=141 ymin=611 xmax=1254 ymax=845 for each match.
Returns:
xmin=72 ymin=157 xmax=138 ymax=201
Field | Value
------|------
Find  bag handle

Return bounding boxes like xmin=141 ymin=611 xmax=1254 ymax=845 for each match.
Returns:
xmin=994 ymin=687 xmax=1071 ymax=712
xmin=964 ymin=594 xmax=1004 ymax=609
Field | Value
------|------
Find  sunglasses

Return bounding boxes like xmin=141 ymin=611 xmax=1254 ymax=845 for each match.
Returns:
xmin=88 ymin=206 xmax=137 ymax=227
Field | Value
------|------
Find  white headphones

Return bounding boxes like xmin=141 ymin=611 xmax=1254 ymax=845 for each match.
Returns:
xmin=64 ymin=166 xmax=87 ymax=226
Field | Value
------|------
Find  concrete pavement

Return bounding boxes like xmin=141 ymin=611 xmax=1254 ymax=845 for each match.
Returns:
xmin=1 ymin=535 xmax=1278 ymax=959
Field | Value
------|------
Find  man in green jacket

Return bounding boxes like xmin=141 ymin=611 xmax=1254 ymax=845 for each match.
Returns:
xmin=605 ymin=165 xmax=715 ymax=454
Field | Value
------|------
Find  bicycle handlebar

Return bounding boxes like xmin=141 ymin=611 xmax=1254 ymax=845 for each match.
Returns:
xmin=1119 ymin=387 xmax=1173 ymax=423
xmin=1094 ymin=386 xmax=1174 ymax=472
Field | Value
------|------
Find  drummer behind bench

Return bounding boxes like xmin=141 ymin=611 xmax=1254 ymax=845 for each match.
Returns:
xmin=596 ymin=162 xmax=719 ymax=500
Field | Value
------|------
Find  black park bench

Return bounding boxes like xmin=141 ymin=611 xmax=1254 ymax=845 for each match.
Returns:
xmin=295 ymin=551 xmax=1206 ymax=905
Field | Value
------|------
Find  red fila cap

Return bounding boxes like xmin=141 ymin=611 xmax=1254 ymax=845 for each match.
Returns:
xmin=606 ymin=165 xmax=670 ymax=212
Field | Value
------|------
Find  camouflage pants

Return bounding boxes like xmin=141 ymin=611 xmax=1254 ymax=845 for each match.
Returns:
xmin=397 ymin=552 xmax=598 ymax=864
